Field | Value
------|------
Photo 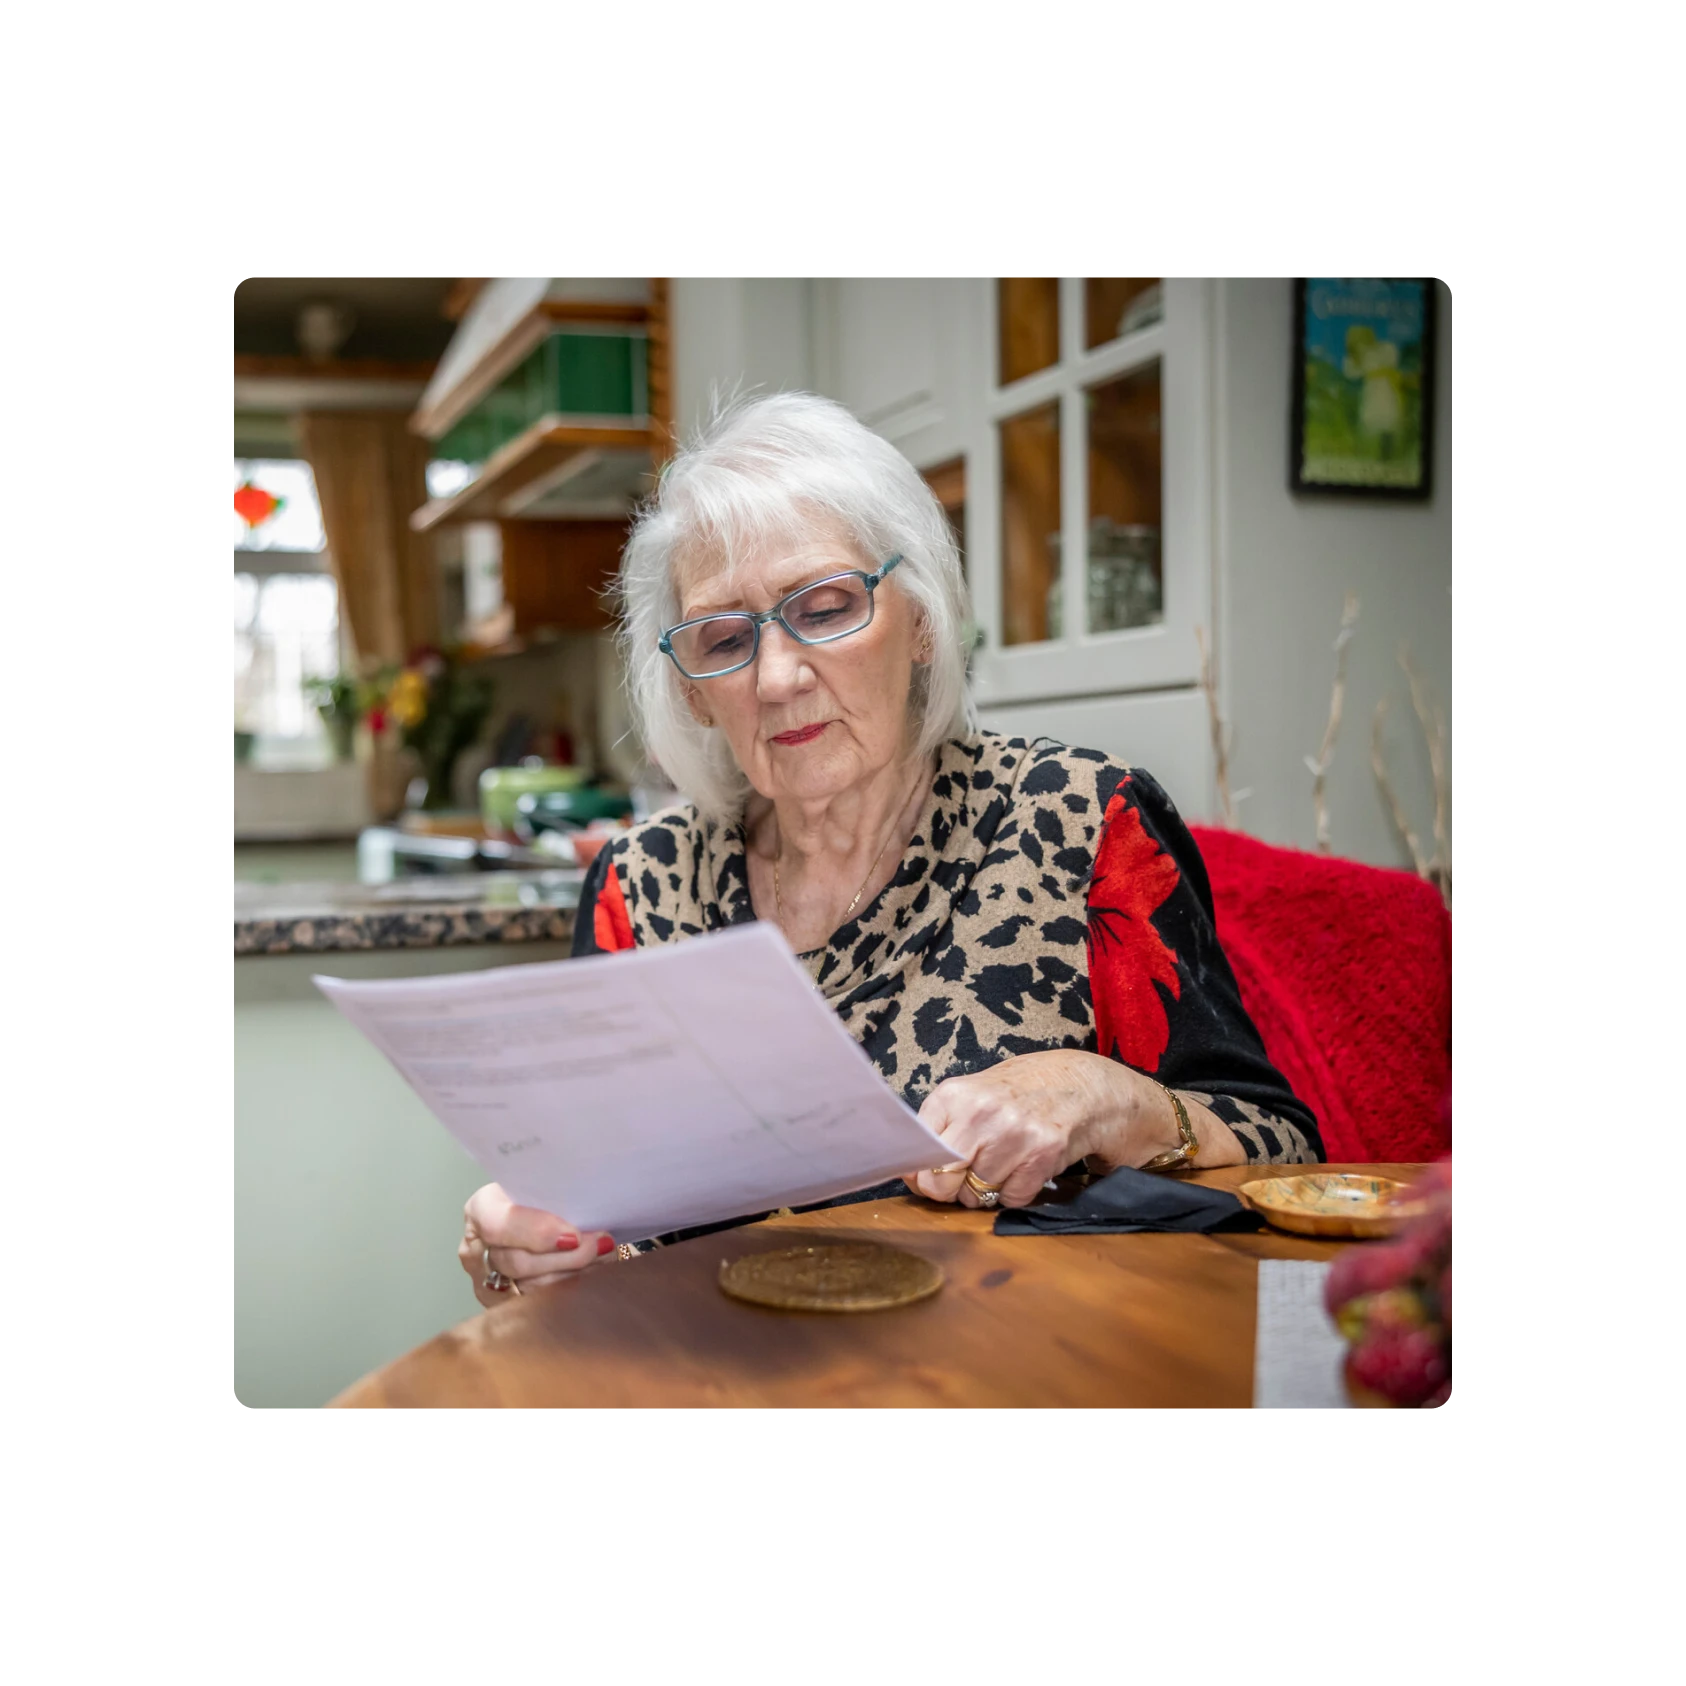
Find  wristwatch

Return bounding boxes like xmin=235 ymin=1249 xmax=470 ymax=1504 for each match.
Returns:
xmin=1140 ymin=1082 xmax=1200 ymax=1174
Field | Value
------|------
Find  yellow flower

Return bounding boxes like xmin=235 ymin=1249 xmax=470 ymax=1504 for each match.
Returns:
xmin=387 ymin=668 xmax=429 ymax=729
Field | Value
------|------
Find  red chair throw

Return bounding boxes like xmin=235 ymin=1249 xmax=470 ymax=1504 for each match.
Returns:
xmin=1189 ymin=826 xmax=1451 ymax=1163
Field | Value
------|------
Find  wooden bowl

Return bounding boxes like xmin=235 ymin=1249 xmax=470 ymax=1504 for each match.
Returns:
xmin=1237 ymin=1172 xmax=1424 ymax=1239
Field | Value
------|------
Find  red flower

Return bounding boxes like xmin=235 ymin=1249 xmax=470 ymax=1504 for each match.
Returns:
xmin=234 ymin=482 xmax=284 ymax=529
xmin=366 ymin=706 xmax=388 ymax=735
xmin=1087 ymin=783 xmax=1182 ymax=1072
xmin=593 ymin=859 xmax=634 ymax=951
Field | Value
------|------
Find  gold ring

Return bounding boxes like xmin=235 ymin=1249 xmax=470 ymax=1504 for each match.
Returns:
xmin=932 ymin=1160 xmax=971 ymax=1175
xmin=964 ymin=1170 xmax=1004 ymax=1197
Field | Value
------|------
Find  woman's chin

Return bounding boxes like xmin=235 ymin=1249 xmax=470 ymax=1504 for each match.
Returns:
xmin=761 ymin=746 xmax=862 ymax=801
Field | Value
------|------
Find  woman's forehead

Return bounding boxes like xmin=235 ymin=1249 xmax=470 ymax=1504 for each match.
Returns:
xmin=676 ymin=529 xmax=870 ymax=615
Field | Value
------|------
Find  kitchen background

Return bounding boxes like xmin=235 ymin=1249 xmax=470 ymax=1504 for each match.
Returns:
xmin=234 ymin=277 xmax=1452 ymax=1405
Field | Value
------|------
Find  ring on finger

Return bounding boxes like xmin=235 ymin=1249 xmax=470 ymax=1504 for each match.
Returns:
xmin=964 ymin=1170 xmax=1004 ymax=1209
xmin=482 ymin=1243 xmax=512 ymax=1293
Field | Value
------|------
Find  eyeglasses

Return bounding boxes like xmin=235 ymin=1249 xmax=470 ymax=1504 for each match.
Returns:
xmin=657 ymin=554 xmax=903 ymax=680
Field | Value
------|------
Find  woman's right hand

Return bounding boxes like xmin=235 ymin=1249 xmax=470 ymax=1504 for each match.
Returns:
xmin=459 ymin=1183 xmax=618 ymax=1309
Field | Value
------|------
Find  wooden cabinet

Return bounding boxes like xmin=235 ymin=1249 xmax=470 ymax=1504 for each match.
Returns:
xmin=495 ymin=518 xmax=625 ymax=636
xmin=411 ymin=279 xmax=671 ymax=651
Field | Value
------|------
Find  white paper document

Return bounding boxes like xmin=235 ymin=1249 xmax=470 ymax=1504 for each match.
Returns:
xmin=315 ymin=922 xmax=957 ymax=1242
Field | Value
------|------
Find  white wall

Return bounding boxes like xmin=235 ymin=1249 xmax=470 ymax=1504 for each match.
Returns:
xmin=236 ymin=942 xmax=573 ymax=1406
xmin=1215 ymin=279 xmax=1451 ymax=868
xmin=671 ymin=279 xmax=813 ymax=437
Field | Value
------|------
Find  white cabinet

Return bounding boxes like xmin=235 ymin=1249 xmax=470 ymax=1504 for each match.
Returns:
xmin=969 ymin=278 xmax=1212 ymax=707
xmin=811 ymin=279 xmax=979 ymax=470
xmin=808 ymin=277 xmax=1214 ymax=804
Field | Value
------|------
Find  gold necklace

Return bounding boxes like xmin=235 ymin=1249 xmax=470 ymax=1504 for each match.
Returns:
xmin=771 ymin=769 xmax=922 ymax=936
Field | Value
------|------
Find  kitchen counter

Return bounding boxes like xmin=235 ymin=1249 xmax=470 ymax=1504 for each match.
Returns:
xmin=235 ymin=870 xmax=581 ymax=955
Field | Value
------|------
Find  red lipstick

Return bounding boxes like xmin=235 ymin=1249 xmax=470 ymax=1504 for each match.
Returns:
xmin=771 ymin=721 xmax=830 ymax=746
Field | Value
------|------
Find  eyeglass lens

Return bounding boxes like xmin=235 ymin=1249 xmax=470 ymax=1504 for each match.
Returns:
xmin=670 ymin=574 xmax=873 ymax=677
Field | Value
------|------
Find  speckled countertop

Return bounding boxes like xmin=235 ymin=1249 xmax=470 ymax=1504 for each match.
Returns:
xmin=236 ymin=872 xmax=582 ymax=956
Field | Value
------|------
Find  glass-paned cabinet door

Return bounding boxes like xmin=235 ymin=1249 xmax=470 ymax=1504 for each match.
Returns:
xmin=1085 ymin=278 xmax=1162 ymax=349
xmin=998 ymin=402 xmax=1061 ymax=646
xmin=1085 ymin=362 xmax=1163 ymax=634
xmin=997 ymin=279 xmax=1060 ymax=385
xmin=972 ymin=277 xmax=1210 ymax=706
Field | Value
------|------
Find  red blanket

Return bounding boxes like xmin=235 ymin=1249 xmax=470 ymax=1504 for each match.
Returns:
xmin=1190 ymin=826 xmax=1452 ymax=1163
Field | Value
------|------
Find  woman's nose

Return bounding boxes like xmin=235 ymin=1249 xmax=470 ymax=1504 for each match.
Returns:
xmin=754 ymin=621 xmax=813 ymax=697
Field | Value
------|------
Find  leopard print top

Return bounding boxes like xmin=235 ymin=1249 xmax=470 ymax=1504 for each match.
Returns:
xmin=575 ymin=732 xmax=1320 ymax=1233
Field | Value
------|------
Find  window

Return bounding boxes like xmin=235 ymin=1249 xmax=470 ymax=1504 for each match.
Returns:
xmin=234 ymin=458 xmax=326 ymax=553
xmin=426 ymin=458 xmax=476 ymax=500
xmin=969 ymin=278 xmax=1212 ymax=706
xmin=233 ymin=458 xmax=343 ymax=766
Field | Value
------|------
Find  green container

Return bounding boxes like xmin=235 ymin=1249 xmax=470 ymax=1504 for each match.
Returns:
xmin=438 ymin=409 xmax=476 ymax=462
xmin=435 ymin=328 xmax=649 ymax=466
xmin=540 ymin=331 xmax=646 ymax=418
xmin=479 ymin=764 xmax=588 ymax=836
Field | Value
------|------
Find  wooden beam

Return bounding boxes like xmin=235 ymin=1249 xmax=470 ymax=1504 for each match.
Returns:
xmin=442 ymin=278 xmax=488 ymax=321
xmin=647 ymin=278 xmax=673 ymax=466
xmin=537 ymin=298 xmax=652 ymax=326
xmin=409 ymin=415 xmax=654 ymax=531
xmin=233 ymin=353 xmax=438 ymax=382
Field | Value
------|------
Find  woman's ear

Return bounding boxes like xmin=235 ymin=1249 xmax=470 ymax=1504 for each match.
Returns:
xmin=682 ymin=683 xmax=714 ymax=729
xmin=912 ymin=610 xmax=934 ymax=666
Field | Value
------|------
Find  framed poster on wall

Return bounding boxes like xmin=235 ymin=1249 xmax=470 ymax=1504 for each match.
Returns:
xmin=1290 ymin=279 xmax=1436 ymax=498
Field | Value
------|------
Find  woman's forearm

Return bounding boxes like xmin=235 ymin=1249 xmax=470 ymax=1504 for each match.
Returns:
xmin=1081 ymin=1060 xmax=1247 ymax=1172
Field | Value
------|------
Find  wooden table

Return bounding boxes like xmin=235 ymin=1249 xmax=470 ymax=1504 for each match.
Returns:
xmin=331 ymin=1164 xmax=1423 ymax=1407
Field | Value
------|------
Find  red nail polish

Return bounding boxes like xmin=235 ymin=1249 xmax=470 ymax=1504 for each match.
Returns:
xmin=596 ymin=1234 xmax=615 ymax=1256
xmin=555 ymin=1235 xmax=580 ymax=1252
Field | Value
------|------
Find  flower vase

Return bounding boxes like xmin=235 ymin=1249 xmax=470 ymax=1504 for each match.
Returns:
xmin=327 ymin=717 xmax=357 ymax=763
xmin=411 ymin=751 xmax=462 ymax=812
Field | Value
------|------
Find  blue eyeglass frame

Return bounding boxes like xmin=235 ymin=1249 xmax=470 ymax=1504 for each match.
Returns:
xmin=657 ymin=553 xmax=904 ymax=679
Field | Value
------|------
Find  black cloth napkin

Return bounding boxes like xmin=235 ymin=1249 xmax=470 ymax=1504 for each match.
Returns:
xmin=992 ymin=1165 xmax=1263 ymax=1235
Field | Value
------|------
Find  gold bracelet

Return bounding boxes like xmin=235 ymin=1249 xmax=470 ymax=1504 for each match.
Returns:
xmin=1139 ymin=1080 xmax=1200 ymax=1174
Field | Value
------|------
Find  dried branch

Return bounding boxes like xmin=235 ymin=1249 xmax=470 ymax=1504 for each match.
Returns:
xmin=1371 ymin=696 xmax=1430 ymax=876
xmin=1305 ymin=593 xmax=1360 ymax=854
xmin=1195 ymin=623 xmax=1239 ymax=829
xmin=1399 ymin=646 xmax=1451 ymax=897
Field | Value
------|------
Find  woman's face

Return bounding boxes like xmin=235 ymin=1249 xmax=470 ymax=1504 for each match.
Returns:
xmin=674 ymin=523 xmax=925 ymax=807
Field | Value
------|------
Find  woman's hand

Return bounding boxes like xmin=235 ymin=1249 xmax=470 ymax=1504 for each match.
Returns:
xmin=459 ymin=1183 xmax=619 ymax=1309
xmin=904 ymin=1049 xmax=1243 ymax=1208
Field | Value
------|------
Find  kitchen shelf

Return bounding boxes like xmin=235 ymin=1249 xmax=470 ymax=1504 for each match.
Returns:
xmin=414 ymin=293 xmax=654 ymax=443
xmin=409 ymin=414 xmax=653 ymax=531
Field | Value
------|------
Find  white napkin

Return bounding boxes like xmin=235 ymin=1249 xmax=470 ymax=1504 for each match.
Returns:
xmin=1254 ymin=1259 xmax=1350 ymax=1408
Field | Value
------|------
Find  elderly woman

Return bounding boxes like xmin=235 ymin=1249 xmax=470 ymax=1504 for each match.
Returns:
xmin=461 ymin=393 xmax=1320 ymax=1302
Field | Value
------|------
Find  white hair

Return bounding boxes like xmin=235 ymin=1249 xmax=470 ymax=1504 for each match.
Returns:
xmin=614 ymin=390 xmax=975 ymax=817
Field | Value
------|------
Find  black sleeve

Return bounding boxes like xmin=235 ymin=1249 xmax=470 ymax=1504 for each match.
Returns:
xmin=1105 ymin=770 xmax=1324 ymax=1165
xmin=569 ymin=843 xmax=615 ymax=958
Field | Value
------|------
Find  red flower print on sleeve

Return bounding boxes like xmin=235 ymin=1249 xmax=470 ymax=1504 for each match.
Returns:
xmin=592 ymin=858 xmax=635 ymax=952
xmin=1087 ymin=783 xmax=1182 ymax=1073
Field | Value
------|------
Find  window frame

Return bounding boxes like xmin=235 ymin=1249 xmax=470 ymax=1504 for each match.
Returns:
xmin=967 ymin=277 xmax=1213 ymax=706
xmin=234 ymin=552 xmax=348 ymax=765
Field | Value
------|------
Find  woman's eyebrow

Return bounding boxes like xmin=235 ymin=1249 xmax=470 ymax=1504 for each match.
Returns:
xmin=685 ymin=557 xmax=852 ymax=618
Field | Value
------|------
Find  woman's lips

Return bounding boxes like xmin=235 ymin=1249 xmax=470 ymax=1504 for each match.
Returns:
xmin=771 ymin=721 xmax=830 ymax=746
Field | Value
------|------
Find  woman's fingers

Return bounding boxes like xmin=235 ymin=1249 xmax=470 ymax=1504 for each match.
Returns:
xmin=461 ymin=1184 xmax=619 ymax=1305
xmin=484 ymin=1233 xmax=617 ymax=1281
xmin=909 ymin=1087 xmax=987 ymax=1202
xmin=909 ymin=1162 xmax=969 ymax=1202
xmin=464 ymin=1183 xmax=582 ymax=1253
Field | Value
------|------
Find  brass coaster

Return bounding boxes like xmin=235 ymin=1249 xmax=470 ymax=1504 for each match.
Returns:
xmin=718 ymin=1242 xmax=943 ymax=1313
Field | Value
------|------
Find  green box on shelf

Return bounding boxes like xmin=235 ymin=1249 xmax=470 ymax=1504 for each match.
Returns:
xmin=485 ymin=363 xmax=529 ymax=452
xmin=435 ymin=329 xmax=650 ymax=466
xmin=540 ymin=331 xmax=648 ymax=419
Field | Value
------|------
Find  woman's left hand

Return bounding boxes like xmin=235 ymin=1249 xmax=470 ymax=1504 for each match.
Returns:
xmin=904 ymin=1049 xmax=1232 ymax=1208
